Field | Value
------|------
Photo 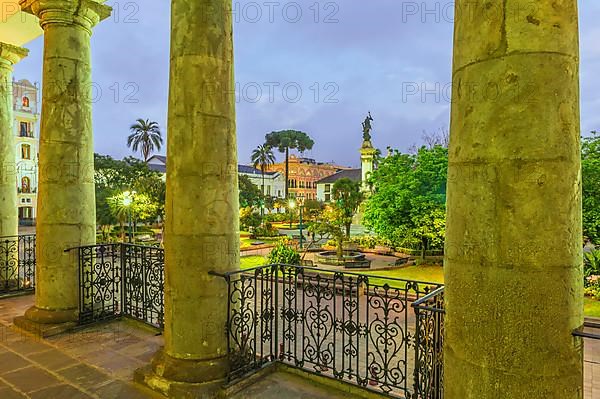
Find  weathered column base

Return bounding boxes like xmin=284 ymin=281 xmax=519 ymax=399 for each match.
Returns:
xmin=134 ymin=349 xmax=228 ymax=399
xmin=13 ymin=306 xmax=77 ymax=337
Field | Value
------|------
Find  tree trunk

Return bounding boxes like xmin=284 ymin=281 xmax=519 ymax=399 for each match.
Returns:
xmin=337 ymin=240 xmax=344 ymax=262
xmin=346 ymin=223 xmax=351 ymax=240
xmin=261 ymin=168 xmax=265 ymax=223
xmin=120 ymin=221 xmax=125 ymax=242
xmin=285 ymin=147 xmax=289 ymax=199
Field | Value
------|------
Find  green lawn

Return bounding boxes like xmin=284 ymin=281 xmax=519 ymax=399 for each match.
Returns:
xmin=585 ymin=297 xmax=600 ymax=318
xmin=240 ymin=256 xmax=268 ymax=269
xmin=361 ymin=265 xmax=444 ymax=290
xmin=240 ymin=237 xmax=277 ymax=249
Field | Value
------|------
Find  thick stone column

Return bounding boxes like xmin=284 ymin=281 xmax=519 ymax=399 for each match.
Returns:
xmin=135 ymin=0 xmax=238 ymax=397
xmin=0 ymin=44 xmax=26 ymax=239
xmin=14 ymin=0 xmax=111 ymax=333
xmin=0 ymin=44 xmax=27 ymax=285
xmin=445 ymin=2 xmax=582 ymax=398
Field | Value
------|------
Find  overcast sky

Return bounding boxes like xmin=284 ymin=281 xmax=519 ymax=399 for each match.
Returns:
xmin=14 ymin=1 xmax=600 ymax=168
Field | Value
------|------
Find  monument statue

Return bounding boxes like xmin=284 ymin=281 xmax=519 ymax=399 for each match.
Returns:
xmin=362 ymin=111 xmax=374 ymax=142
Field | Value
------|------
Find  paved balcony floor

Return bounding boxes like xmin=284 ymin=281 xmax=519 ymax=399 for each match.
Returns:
xmin=0 ymin=294 xmax=598 ymax=398
xmin=0 ymin=295 xmax=165 ymax=399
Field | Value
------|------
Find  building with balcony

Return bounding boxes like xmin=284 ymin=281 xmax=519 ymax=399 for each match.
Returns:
xmin=266 ymin=155 xmax=349 ymax=201
xmin=13 ymin=79 xmax=39 ymax=225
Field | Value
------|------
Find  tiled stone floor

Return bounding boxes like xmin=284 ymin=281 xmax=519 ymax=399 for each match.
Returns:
xmin=1 ymin=294 xmax=599 ymax=398
xmin=0 ymin=295 xmax=165 ymax=399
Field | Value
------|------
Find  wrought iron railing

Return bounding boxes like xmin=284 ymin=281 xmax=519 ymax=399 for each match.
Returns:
xmin=412 ymin=287 xmax=444 ymax=399
xmin=0 ymin=235 xmax=36 ymax=295
xmin=73 ymin=243 xmax=164 ymax=328
xmin=210 ymin=264 xmax=444 ymax=398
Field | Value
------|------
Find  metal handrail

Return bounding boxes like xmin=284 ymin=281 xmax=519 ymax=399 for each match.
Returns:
xmin=573 ymin=321 xmax=600 ymax=340
xmin=210 ymin=263 xmax=444 ymax=288
xmin=412 ymin=286 xmax=446 ymax=312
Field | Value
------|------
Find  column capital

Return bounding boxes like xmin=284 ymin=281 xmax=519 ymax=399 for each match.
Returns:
xmin=0 ymin=43 xmax=28 ymax=70
xmin=19 ymin=0 xmax=112 ymax=33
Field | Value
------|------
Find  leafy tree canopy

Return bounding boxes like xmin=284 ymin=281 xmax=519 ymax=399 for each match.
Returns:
xmin=332 ymin=178 xmax=364 ymax=239
xmin=94 ymin=154 xmax=155 ymax=191
xmin=239 ymin=174 xmax=262 ymax=208
xmin=264 ymin=130 xmax=315 ymax=154
xmin=363 ymin=145 xmax=448 ymax=251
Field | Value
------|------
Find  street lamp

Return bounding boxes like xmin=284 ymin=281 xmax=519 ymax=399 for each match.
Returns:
xmin=123 ymin=190 xmax=136 ymax=243
xmin=298 ymin=203 xmax=304 ymax=250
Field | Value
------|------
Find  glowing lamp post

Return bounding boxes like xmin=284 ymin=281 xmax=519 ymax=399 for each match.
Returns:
xmin=123 ymin=190 xmax=136 ymax=243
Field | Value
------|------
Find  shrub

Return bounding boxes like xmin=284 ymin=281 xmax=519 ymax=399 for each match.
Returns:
xmin=255 ymin=222 xmax=278 ymax=238
xmin=585 ymin=250 xmax=600 ymax=288
xmin=264 ymin=212 xmax=288 ymax=223
xmin=267 ymin=239 xmax=301 ymax=265
xmin=351 ymin=235 xmax=377 ymax=249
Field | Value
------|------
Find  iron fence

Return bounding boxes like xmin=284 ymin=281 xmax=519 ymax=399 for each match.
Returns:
xmin=211 ymin=264 xmax=445 ymax=398
xmin=0 ymin=235 xmax=36 ymax=295
xmin=412 ymin=287 xmax=444 ymax=399
xmin=75 ymin=243 xmax=164 ymax=328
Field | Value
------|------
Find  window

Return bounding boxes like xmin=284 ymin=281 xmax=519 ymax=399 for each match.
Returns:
xmin=19 ymin=122 xmax=32 ymax=137
xmin=19 ymin=207 xmax=33 ymax=219
xmin=22 ymin=97 xmax=30 ymax=108
xmin=325 ymin=194 xmax=330 ymax=202
xmin=21 ymin=144 xmax=31 ymax=160
xmin=21 ymin=177 xmax=30 ymax=193
xmin=325 ymin=184 xmax=331 ymax=193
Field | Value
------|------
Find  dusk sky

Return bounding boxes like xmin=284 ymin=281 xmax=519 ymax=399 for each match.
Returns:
xmin=14 ymin=1 xmax=600 ymax=168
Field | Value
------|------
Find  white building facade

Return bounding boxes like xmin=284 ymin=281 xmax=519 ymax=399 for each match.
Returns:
xmin=13 ymin=79 xmax=39 ymax=225
xmin=147 ymin=156 xmax=286 ymax=202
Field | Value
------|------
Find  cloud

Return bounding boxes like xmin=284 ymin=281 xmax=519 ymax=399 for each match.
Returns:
xmin=13 ymin=0 xmax=600 ymax=164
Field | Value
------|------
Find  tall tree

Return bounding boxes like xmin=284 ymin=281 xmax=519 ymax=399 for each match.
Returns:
xmin=265 ymin=130 xmax=314 ymax=199
xmin=363 ymin=145 xmax=448 ymax=256
xmin=332 ymin=178 xmax=364 ymax=239
xmin=251 ymin=144 xmax=276 ymax=216
xmin=238 ymin=174 xmax=262 ymax=209
xmin=127 ymin=119 xmax=163 ymax=161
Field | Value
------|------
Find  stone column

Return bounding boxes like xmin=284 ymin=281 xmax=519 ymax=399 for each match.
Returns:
xmin=360 ymin=142 xmax=376 ymax=193
xmin=135 ymin=0 xmax=238 ymax=397
xmin=15 ymin=0 xmax=111 ymax=334
xmin=445 ymin=2 xmax=582 ymax=398
xmin=0 ymin=44 xmax=28 ymax=285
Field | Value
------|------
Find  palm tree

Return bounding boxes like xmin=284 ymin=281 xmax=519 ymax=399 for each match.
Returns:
xmin=265 ymin=130 xmax=314 ymax=199
xmin=127 ymin=119 xmax=163 ymax=161
xmin=251 ymin=144 xmax=276 ymax=197
xmin=251 ymin=144 xmax=276 ymax=222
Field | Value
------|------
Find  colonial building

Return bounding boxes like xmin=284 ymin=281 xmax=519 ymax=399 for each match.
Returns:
xmin=13 ymin=79 xmax=39 ymax=225
xmin=237 ymin=164 xmax=285 ymax=199
xmin=266 ymin=154 xmax=348 ymax=201
xmin=147 ymin=155 xmax=286 ymax=200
